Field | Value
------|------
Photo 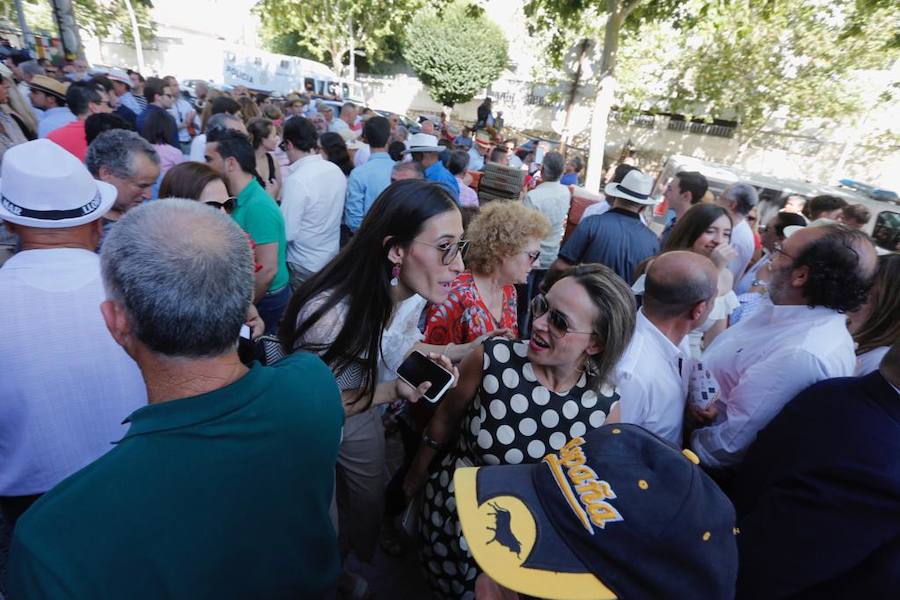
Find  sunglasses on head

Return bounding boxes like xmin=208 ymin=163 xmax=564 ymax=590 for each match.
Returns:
xmin=205 ymin=196 xmax=236 ymax=214
xmin=530 ymin=294 xmax=594 ymax=339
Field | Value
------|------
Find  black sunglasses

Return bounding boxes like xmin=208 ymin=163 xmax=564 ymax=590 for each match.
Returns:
xmin=205 ymin=196 xmax=236 ymax=214
xmin=531 ymin=294 xmax=594 ymax=339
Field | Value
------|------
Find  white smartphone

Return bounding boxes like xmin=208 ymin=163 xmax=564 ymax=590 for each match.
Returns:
xmin=397 ymin=351 xmax=455 ymax=403
xmin=239 ymin=324 xmax=251 ymax=340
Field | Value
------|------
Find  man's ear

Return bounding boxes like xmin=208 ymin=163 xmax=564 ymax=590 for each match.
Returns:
xmin=690 ymin=299 xmax=711 ymax=323
xmin=100 ymin=299 xmax=136 ymax=357
xmin=790 ymin=264 xmax=810 ymax=289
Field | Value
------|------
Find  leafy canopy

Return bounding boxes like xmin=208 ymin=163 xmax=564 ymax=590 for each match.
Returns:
xmin=403 ymin=0 xmax=509 ymax=107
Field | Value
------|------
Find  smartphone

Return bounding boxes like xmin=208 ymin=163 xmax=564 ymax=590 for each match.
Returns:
xmin=397 ymin=351 xmax=455 ymax=403
xmin=239 ymin=324 xmax=251 ymax=340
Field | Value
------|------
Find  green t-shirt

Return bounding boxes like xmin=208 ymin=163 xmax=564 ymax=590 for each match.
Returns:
xmin=231 ymin=178 xmax=289 ymax=292
xmin=6 ymin=353 xmax=344 ymax=599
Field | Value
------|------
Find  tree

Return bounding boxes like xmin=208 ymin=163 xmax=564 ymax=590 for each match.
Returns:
xmin=255 ymin=0 xmax=425 ymax=77
xmin=402 ymin=0 xmax=509 ymax=107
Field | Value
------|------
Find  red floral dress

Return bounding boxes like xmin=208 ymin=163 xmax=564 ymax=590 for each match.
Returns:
xmin=424 ymin=271 xmax=518 ymax=345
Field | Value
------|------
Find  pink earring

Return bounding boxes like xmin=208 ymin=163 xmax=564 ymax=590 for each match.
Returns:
xmin=390 ymin=263 xmax=401 ymax=287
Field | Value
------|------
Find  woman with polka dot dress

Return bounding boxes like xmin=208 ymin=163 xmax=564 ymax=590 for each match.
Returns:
xmin=404 ymin=264 xmax=637 ymax=598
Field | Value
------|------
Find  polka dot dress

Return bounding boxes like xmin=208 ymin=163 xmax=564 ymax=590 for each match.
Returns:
xmin=418 ymin=339 xmax=618 ymax=598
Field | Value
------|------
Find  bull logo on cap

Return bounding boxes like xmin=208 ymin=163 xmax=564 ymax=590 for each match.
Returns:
xmin=486 ymin=502 xmax=522 ymax=557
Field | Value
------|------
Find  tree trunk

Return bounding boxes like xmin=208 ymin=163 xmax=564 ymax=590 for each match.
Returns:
xmin=584 ymin=1 xmax=624 ymax=193
xmin=559 ymin=38 xmax=591 ymax=157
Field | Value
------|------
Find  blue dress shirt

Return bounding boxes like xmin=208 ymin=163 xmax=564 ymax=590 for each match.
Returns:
xmin=343 ymin=151 xmax=394 ymax=232
xmin=425 ymin=160 xmax=460 ymax=202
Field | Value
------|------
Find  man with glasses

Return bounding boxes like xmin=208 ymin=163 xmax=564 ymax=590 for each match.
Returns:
xmin=279 ymin=116 xmax=347 ymax=289
xmin=163 ymin=75 xmax=198 ymax=153
xmin=136 ymin=77 xmax=178 ymax=149
xmin=691 ymin=224 xmax=877 ymax=471
xmin=46 ymin=81 xmax=112 ymax=161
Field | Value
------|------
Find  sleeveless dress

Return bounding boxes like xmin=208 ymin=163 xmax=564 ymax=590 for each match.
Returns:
xmin=418 ymin=338 xmax=618 ymax=598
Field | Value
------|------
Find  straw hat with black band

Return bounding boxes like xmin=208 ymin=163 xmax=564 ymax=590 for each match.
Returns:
xmin=27 ymin=75 xmax=68 ymax=103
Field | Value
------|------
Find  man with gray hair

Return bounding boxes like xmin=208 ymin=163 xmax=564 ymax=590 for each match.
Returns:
xmin=610 ymin=251 xmax=719 ymax=445
xmin=86 ymin=129 xmax=160 ymax=239
xmin=6 ymin=199 xmax=346 ymax=598
xmin=17 ymin=60 xmax=45 ymax=119
xmin=716 ymin=182 xmax=759 ymax=284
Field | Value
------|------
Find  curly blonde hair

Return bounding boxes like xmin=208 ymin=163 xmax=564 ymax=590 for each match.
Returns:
xmin=465 ymin=201 xmax=550 ymax=275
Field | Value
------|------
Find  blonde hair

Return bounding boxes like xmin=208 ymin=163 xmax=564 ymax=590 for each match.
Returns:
xmin=200 ymin=88 xmax=224 ymax=132
xmin=464 ymin=201 xmax=550 ymax=275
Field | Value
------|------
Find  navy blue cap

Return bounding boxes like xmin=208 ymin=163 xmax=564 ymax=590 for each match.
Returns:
xmin=455 ymin=424 xmax=738 ymax=599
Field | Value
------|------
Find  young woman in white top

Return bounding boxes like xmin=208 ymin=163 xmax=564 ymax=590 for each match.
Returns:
xmin=849 ymin=254 xmax=900 ymax=375
xmin=634 ymin=203 xmax=738 ymax=358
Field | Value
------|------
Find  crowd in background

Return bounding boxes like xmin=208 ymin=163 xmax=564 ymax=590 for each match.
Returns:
xmin=0 ymin=47 xmax=898 ymax=600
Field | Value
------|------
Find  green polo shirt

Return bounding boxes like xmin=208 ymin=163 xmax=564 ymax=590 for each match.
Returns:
xmin=232 ymin=178 xmax=289 ymax=293
xmin=6 ymin=353 xmax=344 ymax=599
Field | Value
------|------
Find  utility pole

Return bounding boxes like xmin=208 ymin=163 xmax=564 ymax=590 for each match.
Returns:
xmin=123 ymin=0 xmax=145 ymax=73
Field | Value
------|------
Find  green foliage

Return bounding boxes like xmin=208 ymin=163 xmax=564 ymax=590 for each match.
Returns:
xmin=402 ymin=0 xmax=509 ymax=106
xmin=73 ymin=0 xmax=156 ymax=45
xmin=255 ymin=0 xmax=426 ymax=74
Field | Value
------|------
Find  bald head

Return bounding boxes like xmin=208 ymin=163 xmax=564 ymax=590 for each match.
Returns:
xmin=644 ymin=251 xmax=719 ymax=320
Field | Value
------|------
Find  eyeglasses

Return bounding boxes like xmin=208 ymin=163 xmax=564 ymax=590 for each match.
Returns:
xmin=757 ymin=225 xmax=768 ymax=233
xmin=524 ymin=249 xmax=541 ymax=262
xmin=205 ymin=196 xmax=236 ymax=214
xmin=772 ymin=241 xmax=794 ymax=260
xmin=530 ymin=294 xmax=594 ymax=339
xmin=412 ymin=238 xmax=469 ymax=265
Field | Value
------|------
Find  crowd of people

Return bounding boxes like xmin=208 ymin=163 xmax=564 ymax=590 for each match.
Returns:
xmin=0 ymin=51 xmax=897 ymax=600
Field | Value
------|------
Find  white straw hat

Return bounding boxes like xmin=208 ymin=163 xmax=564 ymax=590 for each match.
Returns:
xmin=604 ymin=170 xmax=657 ymax=205
xmin=403 ymin=132 xmax=443 ymax=154
xmin=0 ymin=139 xmax=117 ymax=228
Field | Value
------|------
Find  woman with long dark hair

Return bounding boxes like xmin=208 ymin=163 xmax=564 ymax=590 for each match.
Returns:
xmin=635 ymin=203 xmax=738 ymax=357
xmin=318 ymin=131 xmax=353 ymax=177
xmin=280 ymin=179 xmax=463 ymax=591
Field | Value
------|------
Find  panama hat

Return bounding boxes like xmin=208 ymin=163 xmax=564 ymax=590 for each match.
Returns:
xmin=403 ymin=132 xmax=443 ymax=154
xmin=604 ymin=169 xmax=657 ymax=205
xmin=455 ymin=425 xmax=738 ymax=599
xmin=27 ymin=74 xmax=69 ymax=102
xmin=0 ymin=139 xmax=117 ymax=228
xmin=105 ymin=68 xmax=132 ymax=87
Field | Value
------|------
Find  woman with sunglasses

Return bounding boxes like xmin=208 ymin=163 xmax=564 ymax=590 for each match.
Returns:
xmin=424 ymin=201 xmax=549 ymax=347
xmin=406 ymin=264 xmax=635 ymax=598
xmin=280 ymin=179 xmax=462 ymax=594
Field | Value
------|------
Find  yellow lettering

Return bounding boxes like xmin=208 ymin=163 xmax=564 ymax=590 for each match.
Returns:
xmin=588 ymin=502 xmax=623 ymax=529
xmin=561 ymin=448 xmax=586 ymax=469
xmin=569 ymin=465 xmax=598 ymax=485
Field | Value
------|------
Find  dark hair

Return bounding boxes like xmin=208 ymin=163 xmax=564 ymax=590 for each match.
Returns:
xmin=126 ymin=69 xmax=145 ymax=83
xmin=363 ymin=116 xmax=391 ymax=148
xmin=792 ymin=225 xmax=874 ymax=313
xmin=610 ymin=163 xmax=638 ymax=184
xmin=805 ymin=195 xmax=848 ymax=220
xmin=387 ymin=140 xmax=406 ymax=161
xmin=85 ymin=112 xmax=133 ymax=145
xmin=143 ymin=77 xmax=167 ymax=104
xmin=142 ymin=106 xmax=177 ymax=145
xmin=542 ymin=151 xmax=565 ymax=182
xmin=66 ymin=81 xmax=102 ymax=116
xmin=675 ymin=171 xmax=708 ymax=204
xmin=206 ymin=128 xmax=256 ymax=174
xmin=90 ymin=75 xmax=113 ymax=93
xmin=282 ymin=117 xmax=318 ymax=153
xmin=211 ymin=96 xmax=241 ymax=116
xmin=281 ymin=180 xmax=459 ymax=411
xmin=159 ymin=161 xmax=225 ymax=200
xmin=771 ymin=212 xmax=807 ymax=237
xmin=246 ymin=117 xmax=274 ymax=149
xmin=853 ymin=254 xmax=900 ymax=355
xmin=489 ymin=147 xmax=506 ymax=163
xmin=319 ymin=132 xmax=352 ymax=176
xmin=569 ymin=155 xmax=583 ymax=173
xmin=664 ymin=203 xmax=732 ymax=252
xmin=842 ymin=203 xmax=872 ymax=226
xmin=447 ymin=150 xmax=469 ymax=176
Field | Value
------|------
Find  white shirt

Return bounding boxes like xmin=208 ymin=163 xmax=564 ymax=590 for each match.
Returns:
xmin=581 ymin=198 xmax=610 ymax=220
xmin=727 ymin=219 xmax=755 ymax=284
xmin=613 ymin=309 xmax=691 ymax=446
xmin=168 ymin=97 xmax=196 ymax=144
xmin=188 ymin=133 xmax=206 ymax=162
xmin=691 ymin=300 xmax=855 ymax=468
xmin=354 ymin=143 xmax=371 ymax=167
xmin=37 ymin=107 xmax=76 ymax=138
xmin=328 ymin=118 xmax=350 ymax=134
xmin=280 ymin=154 xmax=347 ymax=273
xmin=523 ymin=181 xmax=571 ymax=268
xmin=0 ymin=249 xmax=146 ymax=495
xmin=467 ymin=147 xmax=485 ymax=172
xmin=856 ymin=346 xmax=889 ymax=376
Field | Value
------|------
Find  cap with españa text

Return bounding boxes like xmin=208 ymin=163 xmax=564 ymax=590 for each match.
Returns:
xmin=454 ymin=424 xmax=738 ymax=599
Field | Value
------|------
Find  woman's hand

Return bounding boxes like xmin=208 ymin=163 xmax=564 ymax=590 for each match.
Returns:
xmin=710 ymin=244 xmax=738 ymax=270
xmin=394 ymin=353 xmax=459 ymax=403
xmin=403 ymin=464 xmax=429 ymax=499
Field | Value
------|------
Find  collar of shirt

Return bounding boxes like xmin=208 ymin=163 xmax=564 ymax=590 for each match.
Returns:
xmin=753 ymin=301 xmax=841 ymax=325
xmin=367 ymin=151 xmax=392 ymax=162
xmin=121 ymin=363 xmax=269 ymax=439
xmin=608 ymin=206 xmax=642 ymax=220
xmin=235 ymin=177 xmax=266 ymax=208
xmin=424 ymin=161 xmax=448 ymax=177
xmin=290 ymin=153 xmax=324 ymax=169
xmin=635 ymin=308 xmax=690 ymax=364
